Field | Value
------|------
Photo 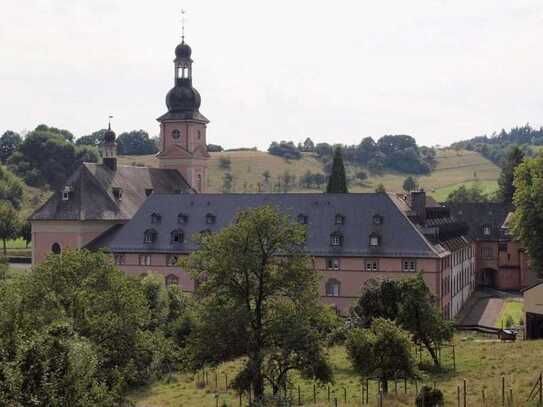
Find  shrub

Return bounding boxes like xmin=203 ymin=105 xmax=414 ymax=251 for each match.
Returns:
xmin=416 ymin=385 xmax=444 ymax=407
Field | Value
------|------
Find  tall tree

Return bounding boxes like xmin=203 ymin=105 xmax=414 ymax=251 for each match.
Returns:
xmin=445 ymin=183 xmax=489 ymax=204
xmin=0 ymin=165 xmax=24 ymax=209
xmin=326 ymin=147 xmax=348 ymax=193
xmin=498 ymin=146 xmax=524 ymax=203
xmin=0 ymin=202 xmax=20 ymax=255
xmin=346 ymin=318 xmax=417 ymax=393
xmin=403 ymin=176 xmax=419 ymax=192
xmin=0 ymin=131 xmax=22 ymax=163
xmin=181 ymin=206 xmax=333 ymax=398
xmin=511 ymin=154 xmax=543 ymax=276
xmin=117 ymin=130 xmax=158 ymax=155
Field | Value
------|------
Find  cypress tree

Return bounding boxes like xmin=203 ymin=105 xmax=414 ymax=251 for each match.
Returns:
xmin=326 ymin=147 xmax=348 ymax=193
xmin=498 ymin=146 xmax=524 ymax=203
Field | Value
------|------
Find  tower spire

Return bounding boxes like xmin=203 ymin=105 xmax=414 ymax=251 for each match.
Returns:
xmin=108 ymin=114 xmax=113 ymax=130
xmin=181 ymin=9 xmax=186 ymax=42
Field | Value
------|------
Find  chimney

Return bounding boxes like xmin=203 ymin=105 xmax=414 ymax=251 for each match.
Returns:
xmin=408 ymin=190 xmax=426 ymax=223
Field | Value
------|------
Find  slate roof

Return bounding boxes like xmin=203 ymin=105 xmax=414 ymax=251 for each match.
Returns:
xmin=30 ymin=163 xmax=193 ymax=221
xmin=447 ymin=202 xmax=513 ymax=241
xmin=88 ymin=193 xmax=443 ymax=258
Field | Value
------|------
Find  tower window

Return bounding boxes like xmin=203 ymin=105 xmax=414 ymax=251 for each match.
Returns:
xmin=51 ymin=242 xmax=61 ymax=255
xmin=197 ymin=174 xmax=203 ymax=192
xmin=170 ymin=229 xmax=184 ymax=244
xmin=151 ymin=213 xmax=162 ymax=224
xmin=144 ymin=229 xmax=157 ymax=244
xmin=172 ymin=129 xmax=181 ymax=140
xmin=112 ymin=187 xmax=123 ymax=200
xmin=197 ymin=130 xmax=202 ymax=140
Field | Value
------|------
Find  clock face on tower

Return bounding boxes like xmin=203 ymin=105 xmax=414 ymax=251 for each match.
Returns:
xmin=172 ymin=129 xmax=181 ymax=140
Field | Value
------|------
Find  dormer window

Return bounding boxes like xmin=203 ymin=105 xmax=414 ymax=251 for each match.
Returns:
xmin=330 ymin=232 xmax=343 ymax=247
xmin=369 ymin=233 xmax=380 ymax=247
xmin=112 ymin=187 xmax=122 ymax=200
xmin=297 ymin=214 xmax=308 ymax=224
xmin=145 ymin=188 xmax=153 ymax=197
xmin=373 ymin=214 xmax=383 ymax=225
xmin=335 ymin=214 xmax=345 ymax=225
xmin=62 ymin=186 xmax=72 ymax=201
xmin=144 ymin=228 xmax=157 ymax=244
xmin=151 ymin=213 xmax=162 ymax=224
xmin=178 ymin=213 xmax=189 ymax=224
xmin=170 ymin=229 xmax=184 ymax=244
xmin=482 ymin=225 xmax=491 ymax=236
xmin=172 ymin=129 xmax=181 ymax=140
xmin=206 ymin=213 xmax=216 ymax=224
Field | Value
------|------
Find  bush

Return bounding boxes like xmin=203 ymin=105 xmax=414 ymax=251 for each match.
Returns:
xmin=268 ymin=141 xmax=301 ymax=160
xmin=416 ymin=386 xmax=444 ymax=407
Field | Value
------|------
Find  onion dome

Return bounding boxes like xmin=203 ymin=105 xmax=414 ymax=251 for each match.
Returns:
xmin=103 ymin=124 xmax=116 ymax=143
xmin=175 ymin=41 xmax=192 ymax=60
xmin=166 ymin=85 xmax=201 ymax=112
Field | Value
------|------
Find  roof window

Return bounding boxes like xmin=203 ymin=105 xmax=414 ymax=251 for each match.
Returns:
xmin=369 ymin=233 xmax=381 ymax=247
xmin=335 ymin=214 xmax=345 ymax=225
xmin=330 ymin=232 xmax=343 ymax=247
xmin=144 ymin=228 xmax=157 ymax=244
xmin=373 ymin=214 xmax=383 ymax=225
xmin=112 ymin=187 xmax=123 ymax=200
xmin=151 ymin=213 xmax=162 ymax=224
xmin=206 ymin=213 xmax=216 ymax=224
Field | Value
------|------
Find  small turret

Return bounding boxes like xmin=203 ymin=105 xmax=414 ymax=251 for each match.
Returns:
xmin=100 ymin=120 xmax=117 ymax=171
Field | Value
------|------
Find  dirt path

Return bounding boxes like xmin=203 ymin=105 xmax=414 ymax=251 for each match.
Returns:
xmin=457 ymin=289 xmax=522 ymax=327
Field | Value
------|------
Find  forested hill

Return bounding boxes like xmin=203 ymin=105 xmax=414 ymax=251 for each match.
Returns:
xmin=450 ymin=124 xmax=543 ymax=166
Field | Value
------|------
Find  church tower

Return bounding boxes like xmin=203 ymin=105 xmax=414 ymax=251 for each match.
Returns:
xmin=156 ymin=31 xmax=209 ymax=193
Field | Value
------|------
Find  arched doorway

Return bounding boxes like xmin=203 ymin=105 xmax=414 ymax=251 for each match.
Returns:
xmin=479 ymin=268 xmax=497 ymax=288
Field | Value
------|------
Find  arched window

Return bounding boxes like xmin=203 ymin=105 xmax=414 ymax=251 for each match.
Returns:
xmin=178 ymin=213 xmax=188 ymax=224
xmin=151 ymin=213 xmax=162 ymax=224
xmin=325 ymin=279 xmax=341 ymax=297
xmin=197 ymin=130 xmax=202 ymax=140
xmin=206 ymin=213 xmax=216 ymax=224
xmin=170 ymin=229 xmax=184 ymax=244
xmin=51 ymin=242 xmax=61 ymax=255
xmin=165 ymin=274 xmax=179 ymax=286
xmin=369 ymin=233 xmax=380 ymax=247
xmin=297 ymin=214 xmax=308 ymax=224
xmin=373 ymin=214 xmax=383 ymax=225
xmin=172 ymin=129 xmax=181 ymax=140
xmin=144 ymin=229 xmax=157 ymax=244
xmin=197 ymin=174 xmax=202 ymax=192
xmin=330 ymin=232 xmax=343 ymax=247
xmin=335 ymin=214 xmax=345 ymax=225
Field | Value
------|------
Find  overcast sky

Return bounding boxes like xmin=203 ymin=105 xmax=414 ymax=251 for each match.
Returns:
xmin=1 ymin=0 xmax=543 ymax=149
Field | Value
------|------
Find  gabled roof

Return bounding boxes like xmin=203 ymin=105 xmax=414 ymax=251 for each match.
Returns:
xmin=30 ymin=163 xmax=193 ymax=221
xmin=90 ymin=193 xmax=442 ymax=258
xmin=447 ymin=202 xmax=513 ymax=241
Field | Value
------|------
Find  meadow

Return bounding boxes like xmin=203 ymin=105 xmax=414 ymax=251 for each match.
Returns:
xmin=130 ymin=334 xmax=543 ymax=406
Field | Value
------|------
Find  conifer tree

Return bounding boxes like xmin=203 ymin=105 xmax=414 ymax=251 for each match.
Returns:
xmin=498 ymin=146 xmax=524 ymax=203
xmin=326 ymin=147 xmax=348 ymax=193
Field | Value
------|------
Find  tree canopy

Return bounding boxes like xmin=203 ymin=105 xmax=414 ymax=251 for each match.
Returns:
xmin=117 ymin=130 xmax=158 ymax=155
xmin=267 ymin=141 xmax=302 ymax=160
xmin=498 ymin=145 xmax=524 ymax=203
xmin=0 ymin=165 xmax=24 ymax=209
xmin=0 ymin=131 xmax=22 ymax=163
xmin=445 ymin=183 xmax=490 ymax=204
xmin=326 ymin=147 xmax=348 ymax=193
xmin=181 ymin=206 xmax=333 ymax=398
xmin=403 ymin=176 xmax=419 ymax=192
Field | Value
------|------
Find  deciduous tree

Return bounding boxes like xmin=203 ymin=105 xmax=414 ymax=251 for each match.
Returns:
xmin=0 ymin=202 xmax=20 ymax=255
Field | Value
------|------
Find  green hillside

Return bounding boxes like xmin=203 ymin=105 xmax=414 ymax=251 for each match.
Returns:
xmin=118 ymin=148 xmax=500 ymax=199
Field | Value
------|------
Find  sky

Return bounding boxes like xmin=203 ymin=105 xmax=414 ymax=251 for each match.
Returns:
xmin=1 ymin=0 xmax=543 ymax=150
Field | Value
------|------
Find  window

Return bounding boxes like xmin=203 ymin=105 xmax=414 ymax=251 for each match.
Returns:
xmin=62 ymin=186 xmax=72 ymax=201
xmin=167 ymin=255 xmax=179 ymax=266
xmin=365 ymin=260 xmax=379 ymax=272
xmin=206 ymin=213 xmax=216 ymax=224
xmin=403 ymin=260 xmax=416 ymax=272
xmin=178 ymin=213 xmax=189 ymax=224
xmin=330 ymin=232 xmax=343 ymax=247
xmin=482 ymin=225 xmax=491 ymax=236
xmin=297 ymin=214 xmax=308 ymax=224
xmin=327 ymin=258 xmax=340 ymax=271
xmin=170 ymin=229 xmax=184 ymax=244
xmin=197 ymin=174 xmax=202 ymax=192
xmin=373 ymin=214 xmax=383 ymax=225
xmin=145 ymin=188 xmax=153 ymax=197
xmin=481 ymin=247 xmax=494 ymax=259
xmin=151 ymin=213 xmax=162 ymax=224
xmin=138 ymin=255 xmax=151 ymax=266
xmin=114 ymin=254 xmax=125 ymax=265
xmin=144 ymin=229 xmax=157 ymax=244
xmin=172 ymin=129 xmax=181 ymax=140
xmin=51 ymin=242 xmax=61 ymax=255
xmin=325 ymin=279 xmax=341 ymax=297
xmin=197 ymin=130 xmax=202 ymax=140
xmin=335 ymin=214 xmax=345 ymax=225
xmin=165 ymin=274 xmax=179 ymax=286
xmin=369 ymin=233 xmax=380 ymax=247
xmin=112 ymin=187 xmax=122 ymax=200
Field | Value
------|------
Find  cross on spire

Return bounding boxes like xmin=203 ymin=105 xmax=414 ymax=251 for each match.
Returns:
xmin=181 ymin=9 xmax=186 ymax=42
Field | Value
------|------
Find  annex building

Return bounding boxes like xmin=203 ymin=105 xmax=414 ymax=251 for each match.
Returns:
xmin=30 ymin=36 xmax=534 ymax=317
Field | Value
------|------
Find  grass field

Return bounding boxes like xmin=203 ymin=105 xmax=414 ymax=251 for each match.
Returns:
xmin=496 ymin=300 xmax=524 ymax=329
xmin=118 ymin=149 xmax=500 ymax=199
xmin=130 ymin=334 xmax=543 ymax=406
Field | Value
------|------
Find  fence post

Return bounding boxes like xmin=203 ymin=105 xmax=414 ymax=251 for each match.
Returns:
xmin=509 ymin=387 xmax=513 ymax=407
xmin=482 ymin=387 xmax=485 ymax=406
xmin=313 ymin=383 xmax=316 ymax=404
xmin=539 ymin=372 xmax=542 ymax=406
xmin=239 ymin=392 xmax=242 ymax=407
xmin=334 ymin=397 xmax=338 ymax=407
xmin=328 ymin=385 xmax=331 ymax=401
xmin=366 ymin=379 xmax=369 ymax=404
xmin=215 ymin=371 xmax=218 ymax=391
xmin=457 ymin=385 xmax=460 ymax=407
xmin=395 ymin=380 xmax=398 ymax=394
xmin=502 ymin=375 xmax=505 ymax=407
xmin=298 ymin=385 xmax=301 ymax=406
xmin=343 ymin=387 xmax=347 ymax=403
xmin=453 ymin=343 xmax=456 ymax=372
xmin=463 ymin=378 xmax=467 ymax=407
xmin=404 ymin=378 xmax=407 ymax=394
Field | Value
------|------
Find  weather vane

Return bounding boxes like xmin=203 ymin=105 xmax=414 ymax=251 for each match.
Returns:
xmin=181 ymin=9 xmax=186 ymax=41
xmin=108 ymin=114 xmax=114 ymax=130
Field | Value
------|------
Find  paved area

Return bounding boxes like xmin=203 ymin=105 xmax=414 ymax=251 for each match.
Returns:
xmin=457 ymin=288 xmax=522 ymax=327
